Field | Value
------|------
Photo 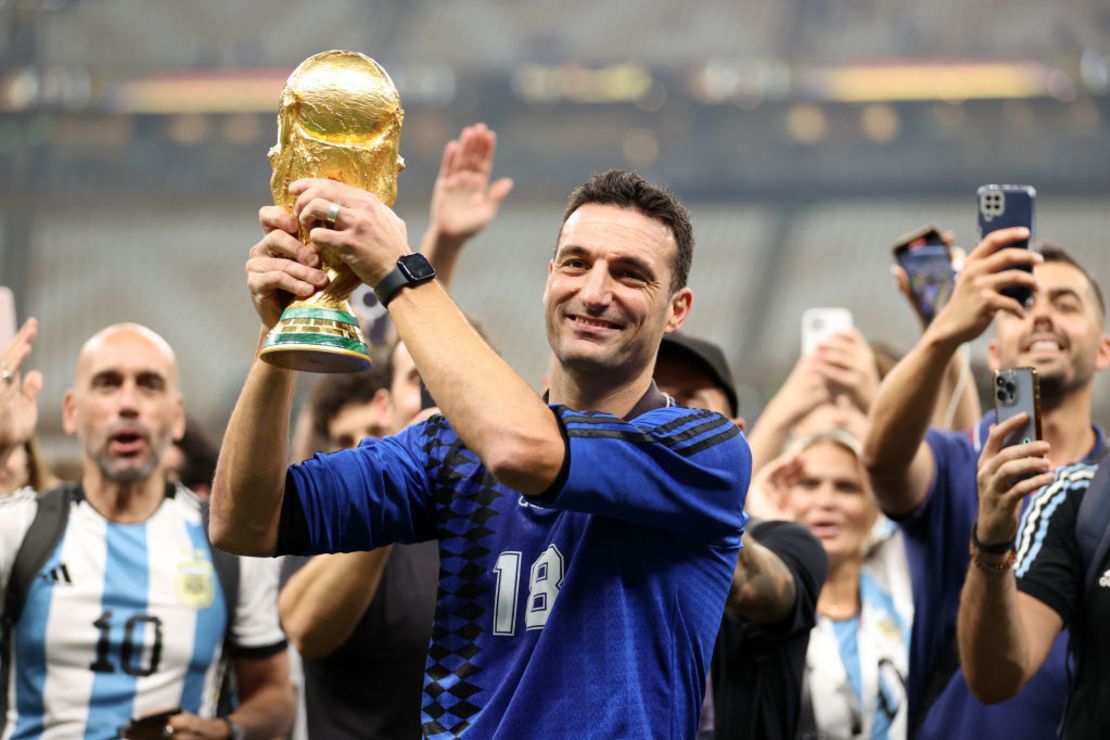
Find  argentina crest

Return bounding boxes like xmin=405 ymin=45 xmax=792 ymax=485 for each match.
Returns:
xmin=176 ymin=548 xmax=216 ymax=609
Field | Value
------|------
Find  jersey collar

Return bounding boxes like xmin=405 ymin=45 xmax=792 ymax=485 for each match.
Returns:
xmin=542 ymin=380 xmax=673 ymax=422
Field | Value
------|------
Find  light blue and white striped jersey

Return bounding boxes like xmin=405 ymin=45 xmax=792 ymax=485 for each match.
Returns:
xmin=0 ymin=485 xmax=285 ymax=740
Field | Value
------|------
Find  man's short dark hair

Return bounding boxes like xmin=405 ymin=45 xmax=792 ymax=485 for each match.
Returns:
xmin=1039 ymin=243 xmax=1106 ymax=320
xmin=310 ymin=369 xmax=388 ymax=440
xmin=560 ymin=169 xmax=694 ymax=293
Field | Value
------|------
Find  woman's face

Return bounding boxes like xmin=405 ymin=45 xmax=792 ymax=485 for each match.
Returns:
xmin=0 ymin=443 xmax=29 ymax=495
xmin=788 ymin=441 xmax=876 ymax=563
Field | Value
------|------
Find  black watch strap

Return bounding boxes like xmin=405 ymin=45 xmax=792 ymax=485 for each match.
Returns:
xmin=375 ymin=253 xmax=436 ymax=307
xmin=971 ymin=520 xmax=1015 ymax=554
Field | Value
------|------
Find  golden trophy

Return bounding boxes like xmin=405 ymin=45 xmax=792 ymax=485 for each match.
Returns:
xmin=260 ymin=50 xmax=404 ymax=372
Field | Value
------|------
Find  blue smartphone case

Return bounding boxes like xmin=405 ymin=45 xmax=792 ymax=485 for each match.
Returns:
xmin=977 ymin=185 xmax=1036 ymax=305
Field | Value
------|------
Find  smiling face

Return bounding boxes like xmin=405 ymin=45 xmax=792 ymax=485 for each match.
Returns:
xmin=544 ymin=204 xmax=692 ymax=380
xmin=788 ymin=441 xmax=877 ymax=565
xmin=63 ymin=326 xmax=184 ymax=486
xmin=990 ymin=260 xmax=1110 ymax=401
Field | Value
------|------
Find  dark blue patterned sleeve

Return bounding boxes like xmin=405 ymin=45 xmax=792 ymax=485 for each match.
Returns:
xmin=276 ymin=418 xmax=438 ymax=555
xmin=539 ymin=405 xmax=749 ymax=538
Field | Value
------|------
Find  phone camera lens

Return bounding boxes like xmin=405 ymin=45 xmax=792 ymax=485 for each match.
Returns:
xmin=1006 ymin=382 xmax=1016 ymax=393
xmin=996 ymin=376 xmax=1006 ymax=387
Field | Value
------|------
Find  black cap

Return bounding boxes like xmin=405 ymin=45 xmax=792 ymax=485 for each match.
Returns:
xmin=657 ymin=332 xmax=738 ymax=417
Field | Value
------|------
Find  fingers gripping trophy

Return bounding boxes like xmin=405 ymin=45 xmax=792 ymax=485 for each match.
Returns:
xmin=261 ymin=50 xmax=404 ymax=372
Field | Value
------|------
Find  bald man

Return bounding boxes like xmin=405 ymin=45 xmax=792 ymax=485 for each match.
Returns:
xmin=0 ymin=319 xmax=292 ymax=740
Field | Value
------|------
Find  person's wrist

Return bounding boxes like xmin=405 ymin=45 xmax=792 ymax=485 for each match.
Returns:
xmin=220 ymin=718 xmax=244 ymax=740
xmin=429 ymin=225 xmax=470 ymax=250
xmin=921 ymin=317 xmax=966 ymax=355
xmin=367 ymin=248 xmax=414 ymax=288
xmin=972 ymin=518 xmax=1015 ymax=553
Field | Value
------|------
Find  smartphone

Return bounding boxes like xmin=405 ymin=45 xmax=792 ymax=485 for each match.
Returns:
xmin=0 ymin=287 xmax=16 ymax=349
xmin=993 ymin=368 xmax=1042 ymax=448
xmin=977 ymin=185 xmax=1036 ymax=306
xmin=118 ymin=707 xmax=181 ymax=739
xmin=892 ymin=225 xmax=955 ymax=325
xmin=801 ymin=308 xmax=853 ymax=356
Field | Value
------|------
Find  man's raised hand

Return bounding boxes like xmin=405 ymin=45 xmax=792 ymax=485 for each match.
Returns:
xmin=428 ymin=123 xmax=513 ymax=245
xmin=0 ymin=318 xmax=42 ymax=455
xmin=928 ymin=227 xmax=1040 ymax=347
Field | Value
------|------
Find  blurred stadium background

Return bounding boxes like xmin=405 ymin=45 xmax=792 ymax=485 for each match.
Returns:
xmin=2 ymin=0 xmax=1109 ymax=464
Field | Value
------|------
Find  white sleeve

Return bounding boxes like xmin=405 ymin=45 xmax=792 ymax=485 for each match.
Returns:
xmin=230 ymin=555 xmax=287 ymax=656
xmin=0 ymin=490 xmax=41 ymax=606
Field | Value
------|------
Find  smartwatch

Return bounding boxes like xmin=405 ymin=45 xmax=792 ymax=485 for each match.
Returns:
xmin=374 ymin=253 xmax=436 ymax=307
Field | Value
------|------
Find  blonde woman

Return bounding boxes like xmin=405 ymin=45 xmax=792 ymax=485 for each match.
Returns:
xmin=754 ymin=430 xmax=912 ymax=739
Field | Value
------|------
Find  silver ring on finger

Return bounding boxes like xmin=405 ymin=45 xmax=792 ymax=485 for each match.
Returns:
xmin=325 ymin=201 xmax=341 ymax=227
xmin=1 ymin=364 xmax=12 ymax=384
xmin=162 ymin=724 xmax=174 ymax=738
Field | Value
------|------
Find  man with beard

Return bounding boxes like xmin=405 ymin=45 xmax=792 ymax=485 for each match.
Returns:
xmin=0 ymin=320 xmax=292 ymax=739
xmin=864 ymin=237 xmax=1109 ymax=738
xmin=211 ymin=169 xmax=750 ymax=738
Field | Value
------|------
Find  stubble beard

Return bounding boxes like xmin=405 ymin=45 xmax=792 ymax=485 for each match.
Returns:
xmin=91 ymin=444 xmax=161 ymax=486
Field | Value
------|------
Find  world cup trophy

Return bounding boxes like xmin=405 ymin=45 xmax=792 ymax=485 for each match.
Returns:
xmin=260 ymin=50 xmax=404 ymax=372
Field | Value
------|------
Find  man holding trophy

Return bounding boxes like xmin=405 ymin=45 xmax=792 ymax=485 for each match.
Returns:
xmin=211 ymin=50 xmax=750 ymax=738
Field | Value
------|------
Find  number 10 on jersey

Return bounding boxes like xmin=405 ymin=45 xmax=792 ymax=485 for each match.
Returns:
xmin=492 ymin=545 xmax=565 ymax=636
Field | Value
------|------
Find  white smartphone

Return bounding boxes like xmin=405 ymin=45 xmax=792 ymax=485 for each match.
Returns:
xmin=801 ymin=307 xmax=853 ymax=356
xmin=0 ymin=287 xmax=15 ymax=349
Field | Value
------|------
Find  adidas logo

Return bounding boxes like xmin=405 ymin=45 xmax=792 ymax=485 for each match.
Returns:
xmin=40 ymin=564 xmax=73 ymax=585
xmin=1099 ymin=569 xmax=1110 ymax=588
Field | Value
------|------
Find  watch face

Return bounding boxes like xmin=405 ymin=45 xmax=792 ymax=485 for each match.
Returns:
xmin=399 ymin=254 xmax=436 ymax=282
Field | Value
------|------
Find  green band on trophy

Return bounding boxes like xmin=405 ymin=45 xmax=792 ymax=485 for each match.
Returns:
xmin=278 ymin=307 xmax=360 ymax=325
xmin=262 ymin=332 xmax=369 ymax=354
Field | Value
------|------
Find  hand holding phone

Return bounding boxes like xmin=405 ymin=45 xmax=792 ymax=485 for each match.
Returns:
xmin=993 ymin=368 xmax=1041 ymax=448
xmin=891 ymin=226 xmax=955 ymax=325
xmin=801 ymin=308 xmax=853 ymax=357
xmin=978 ymin=185 xmax=1036 ymax=306
xmin=118 ymin=707 xmax=181 ymax=739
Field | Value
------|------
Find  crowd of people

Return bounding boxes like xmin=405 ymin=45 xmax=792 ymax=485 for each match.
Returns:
xmin=0 ymin=119 xmax=1107 ymax=740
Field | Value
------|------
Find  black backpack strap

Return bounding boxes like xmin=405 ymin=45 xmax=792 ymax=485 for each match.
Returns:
xmin=1 ymin=484 xmax=77 ymax=737
xmin=1075 ymin=453 xmax=1110 ymax=589
xmin=3 ymin=485 xmax=76 ymax=627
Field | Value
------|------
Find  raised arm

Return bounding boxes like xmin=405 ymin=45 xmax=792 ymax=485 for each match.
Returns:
xmin=0 ymin=319 xmax=42 ymax=468
xmin=209 ymin=208 xmax=330 ymax=555
xmin=865 ymin=227 xmax=1038 ymax=516
xmin=419 ymin=123 xmax=513 ymax=291
xmin=958 ymin=414 xmax=1061 ymax=702
xmin=278 ymin=549 xmax=393 ymax=658
xmin=747 ymin=355 xmax=829 ymax=474
xmin=892 ymin=248 xmax=981 ymax=432
xmin=728 ymin=534 xmax=797 ymax=623
xmin=290 ymin=179 xmax=564 ymax=495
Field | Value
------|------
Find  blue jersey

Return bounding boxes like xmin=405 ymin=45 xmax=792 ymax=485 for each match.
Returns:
xmin=278 ymin=398 xmax=750 ymax=739
xmin=0 ymin=485 xmax=286 ymax=740
xmin=901 ymin=415 xmax=1105 ymax=739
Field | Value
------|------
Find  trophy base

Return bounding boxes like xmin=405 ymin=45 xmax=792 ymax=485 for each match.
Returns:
xmin=260 ymin=307 xmax=371 ymax=374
